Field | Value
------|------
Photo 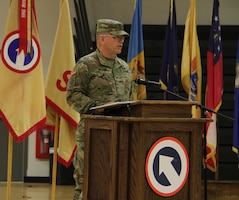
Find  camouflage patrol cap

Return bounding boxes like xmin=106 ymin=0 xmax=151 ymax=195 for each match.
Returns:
xmin=96 ymin=19 xmax=129 ymax=36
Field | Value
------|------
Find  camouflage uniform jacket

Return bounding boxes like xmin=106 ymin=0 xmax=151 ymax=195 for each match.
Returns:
xmin=66 ymin=49 xmax=134 ymax=115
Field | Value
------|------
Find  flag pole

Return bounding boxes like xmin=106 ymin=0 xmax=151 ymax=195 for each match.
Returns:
xmin=51 ymin=113 xmax=60 ymax=200
xmin=6 ymin=133 xmax=13 ymax=200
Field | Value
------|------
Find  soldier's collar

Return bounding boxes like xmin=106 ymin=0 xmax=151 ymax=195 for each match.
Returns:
xmin=96 ymin=49 xmax=120 ymax=67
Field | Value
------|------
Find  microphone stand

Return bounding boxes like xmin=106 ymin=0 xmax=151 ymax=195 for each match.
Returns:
xmin=136 ymin=78 xmax=234 ymax=121
xmin=136 ymin=78 xmax=234 ymax=200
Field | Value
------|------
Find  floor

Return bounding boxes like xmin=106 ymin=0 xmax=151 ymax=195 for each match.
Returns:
xmin=205 ymin=181 xmax=239 ymax=200
xmin=0 ymin=182 xmax=74 ymax=200
xmin=1 ymin=181 xmax=239 ymax=200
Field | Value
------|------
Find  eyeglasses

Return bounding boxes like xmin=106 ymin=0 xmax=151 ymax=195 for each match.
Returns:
xmin=100 ymin=34 xmax=125 ymax=41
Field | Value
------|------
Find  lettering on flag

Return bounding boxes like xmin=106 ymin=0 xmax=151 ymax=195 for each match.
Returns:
xmin=45 ymin=0 xmax=79 ymax=167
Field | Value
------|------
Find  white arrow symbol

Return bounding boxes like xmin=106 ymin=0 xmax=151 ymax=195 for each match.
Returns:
xmin=159 ymin=155 xmax=181 ymax=186
xmin=16 ymin=49 xmax=25 ymax=67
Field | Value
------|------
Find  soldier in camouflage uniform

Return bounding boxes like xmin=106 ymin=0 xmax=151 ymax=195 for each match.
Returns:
xmin=66 ymin=19 xmax=135 ymax=200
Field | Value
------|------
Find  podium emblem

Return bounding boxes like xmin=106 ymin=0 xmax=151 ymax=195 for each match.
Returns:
xmin=145 ymin=137 xmax=189 ymax=197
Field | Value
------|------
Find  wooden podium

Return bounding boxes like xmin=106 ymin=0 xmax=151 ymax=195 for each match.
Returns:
xmin=83 ymin=100 xmax=209 ymax=200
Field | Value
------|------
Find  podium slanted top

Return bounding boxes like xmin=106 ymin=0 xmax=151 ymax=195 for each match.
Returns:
xmin=90 ymin=100 xmax=195 ymax=118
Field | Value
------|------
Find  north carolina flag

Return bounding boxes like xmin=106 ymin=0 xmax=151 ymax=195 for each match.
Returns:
xmin=205 ymin=0 xmax=223 ymax=172
xmin=0 ymin=0 xmax=46 ymax=142
xmin=181 ymin=0 xmax=202 ymax=118
xmin=159 ymin=0 xmax=178 ymax=100
xmin=232 ymin=38 xmax=239 ymax=167
xmin=45 ymin=0 xmax=79 ymax=167
xmin=127 ymin=0 xmax=146 ymax=100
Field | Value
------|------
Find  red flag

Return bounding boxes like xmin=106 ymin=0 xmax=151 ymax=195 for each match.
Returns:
xmin=45 ymin=0 xmax=79 ymax=167
xmin=205 ymin=0 xmax=223 ymax=172
xmin=0 ymin=0 xmax=46 ymax=142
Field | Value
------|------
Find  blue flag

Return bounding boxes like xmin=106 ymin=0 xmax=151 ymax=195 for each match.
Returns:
xmin=232 ymin=38 xmax=239 ymax=166
xmin=160 ymin=0 xmax=178 ymax=100
xmin=127 ymin=0 xmax=146 ymax=100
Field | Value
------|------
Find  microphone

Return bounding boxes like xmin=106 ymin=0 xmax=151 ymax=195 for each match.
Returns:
xmin=134 ymin=77 xmax=161 ymax=87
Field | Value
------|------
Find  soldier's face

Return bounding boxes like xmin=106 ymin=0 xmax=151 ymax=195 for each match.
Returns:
xmin=103 ymin=34 xmax=124 ymax=54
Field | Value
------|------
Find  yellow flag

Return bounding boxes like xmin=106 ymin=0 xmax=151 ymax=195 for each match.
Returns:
xmin=45 ymin=0 xmax=79 ymax=167
xmin=0 ymin=0 xmax=46 ymax=141
xmin=181 ymin=0 xmax=202 ymax=118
